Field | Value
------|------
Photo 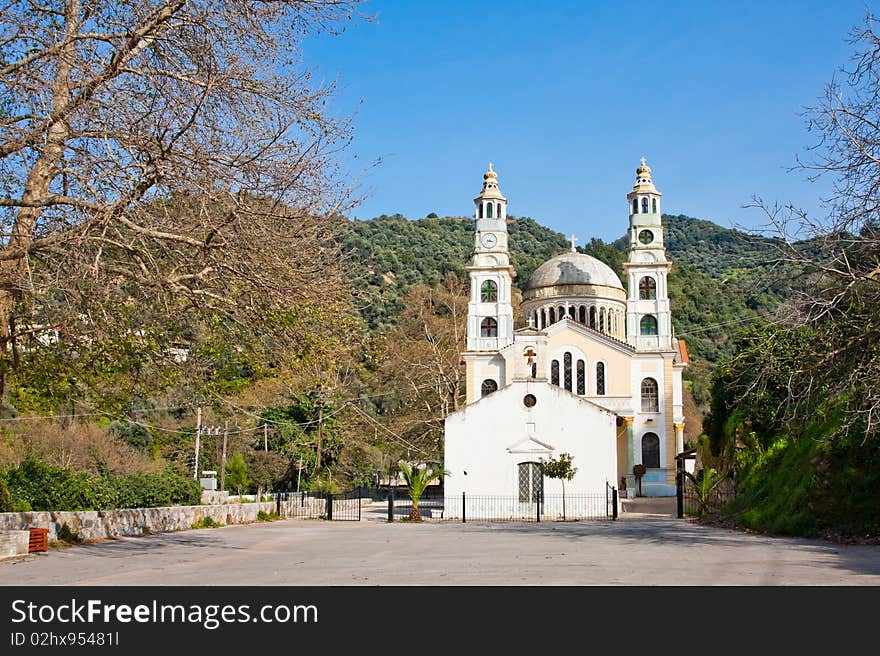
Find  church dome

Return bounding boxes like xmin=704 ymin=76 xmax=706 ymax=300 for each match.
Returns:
xmin=524 ymin=251 xmax=624 ymax=294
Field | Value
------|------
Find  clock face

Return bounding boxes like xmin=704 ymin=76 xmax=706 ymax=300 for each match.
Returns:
xmin=638 ymin=229 xmax=654 ymax=245
xmin=481 ymin=232 xmax=498 ymax=248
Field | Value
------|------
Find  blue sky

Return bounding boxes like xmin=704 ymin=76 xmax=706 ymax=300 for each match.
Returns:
xmin=304 ymin=0 xmax=873 ymax=242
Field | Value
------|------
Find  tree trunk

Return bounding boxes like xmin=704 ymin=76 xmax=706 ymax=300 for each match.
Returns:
xmin=0 ymin=0 xmax=79 ymax=399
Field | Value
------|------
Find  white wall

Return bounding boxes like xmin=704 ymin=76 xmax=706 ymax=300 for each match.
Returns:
xmin=444 ymin=381 xmax=617 ymax=501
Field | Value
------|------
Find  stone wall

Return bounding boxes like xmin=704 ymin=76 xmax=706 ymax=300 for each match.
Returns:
xmin=0 ymin=501 xmax=287 ymax=543
xmin=0 ymin=530 xmax=29 ymax=559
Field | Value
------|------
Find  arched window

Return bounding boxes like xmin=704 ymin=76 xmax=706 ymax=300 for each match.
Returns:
xmin=486 ymin=202 xmax=493 ymax=218
xmin=652 ymin=198 xmax=657 ymax=213
xmin=640 ymin=315 xmax=658 ymax=335
xmin=596 ymin=362 xmax=606 ymax=395
xmin=577 ymin=359 xmax=585 ymax=395
xmin=641 ymin=432 xmax=660 ymax=468
xmin=632 ymin=198 xmax=638 ymax=214
xmin=549 ymin=307 xmax=556 ymax=324
xmin=599 ymin=308 xmax=605 ymax=332
xmin=481 ymin=379 xmax=498 ymax=397
xmin=518 ymin=462 xmax=543 ymax=502
xmin=642 ymin=197 xmax=649 ymax=213
xmin=480 ymin=280 xmax=498 ymax=302
xmin=551 ymin=360 xmax=560 ymax=386
xmin=589 ymin=306 xmax=596 ymax=329
xmin=531 ymin=362 xmax=537 ymax=378
xmin=568 ymin=306 xmax=575 ymax=319
xmin=563 ymin=352 xmax=573 ymax=392
xmin=578 ymin=306 xmax=586 ymax=324
xmin=641 ymin=378 xmax=659 ymax=412
xmin=496 ymin=202 xmax=502 ymax=218
xmin=558 ymin=306 xmax=565 ymax=321
xmin=639 ymin=276 xmax=657 ymax=300
xmin=480 ymin=317 xmax=497 ymax=337
xmin=478 ymin=203 xmax=483 ymax=219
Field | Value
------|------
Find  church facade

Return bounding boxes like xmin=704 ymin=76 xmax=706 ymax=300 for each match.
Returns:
xmin=443 ymin=160 xmax=688 ymax=503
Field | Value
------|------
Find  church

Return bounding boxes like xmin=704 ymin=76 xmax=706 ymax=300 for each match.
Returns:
xmin=443 ymin=159 xmax=688 ymax=506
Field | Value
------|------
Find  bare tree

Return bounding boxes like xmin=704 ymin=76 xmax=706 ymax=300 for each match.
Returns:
xmin=371 ymin=274 xmax=468 ymax=460
xmin=748 ymin=13 xmax=880 ymax=439
xmin=0 ymin=1 xmax=363 ymax=404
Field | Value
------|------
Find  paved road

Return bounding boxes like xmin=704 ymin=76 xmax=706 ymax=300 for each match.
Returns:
xmin=3 ymin=512 xmax=879 ymax=585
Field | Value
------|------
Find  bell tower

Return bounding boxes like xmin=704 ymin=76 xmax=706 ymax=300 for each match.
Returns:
xmin=624 ymin=158 xmax=673 ymax=351
xmin=465 ymin=163 xmax=515 ymax=352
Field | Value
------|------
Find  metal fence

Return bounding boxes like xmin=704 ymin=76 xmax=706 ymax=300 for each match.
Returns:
xmin=388 ymin=490 xmax=616 ymax=523
xmin=273 ymin=491 xmax=361 ymax=521
xmin=679 ymin=475 xmax=736 ymax=517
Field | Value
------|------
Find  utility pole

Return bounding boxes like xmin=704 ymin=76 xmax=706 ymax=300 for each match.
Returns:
xmin=263 ymin=423 xmax=268 ymax=451
xmin=315 ymin=386 xmax=324 ymax=474
xmin=220 ymin=421 xmax=228 ymax=492
xmin=194 ymin=406 xmax=202 ymax=480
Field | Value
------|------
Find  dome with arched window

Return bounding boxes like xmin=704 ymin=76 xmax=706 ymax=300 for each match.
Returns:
xmin=521 ymin=251 xmax=627 ymax=337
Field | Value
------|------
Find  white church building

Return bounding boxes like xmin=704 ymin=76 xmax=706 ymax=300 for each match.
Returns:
xmin=443 ymin=159 xmax=688 ymax=506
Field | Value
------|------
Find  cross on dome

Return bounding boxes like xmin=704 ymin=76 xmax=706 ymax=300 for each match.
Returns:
xmin=569 ymin=234 xmax=578 ymax=252
xmin=640 ymin=156 xmax=647 ymax=167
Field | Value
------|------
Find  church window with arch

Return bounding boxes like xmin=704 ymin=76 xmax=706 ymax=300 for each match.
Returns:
xmin=481 ymin=379 xmax=498 ymax=397
xmin=632 ymin=198 xmax=638 ymax=214
xmin=486 ymin=202 xmax=493 ymax=218
xmin=599 ymin=308 xmax=605 ymax=332
xmin=577 ymin=359 xmax=586 ymax=395
xmin=639 ymin=276 xmax=657 ymax=300
xmin=589 ymin=306 xmax=596 ymax=329
xmin=641 ymin=432 xmax=660 ymax=468
xmin=496 ymin=202 xmax=502 ymax=218
xmin=549 ymin=307 xmax=556 ymax=324
xmin=596 ymin=362 xmax=606 ymax=395
xmin=641 ymin=378 xmax=659 ymax=412
xmin=642 ymin=197 xmax=649 ymax=213
xmin=551 ymin=360 xmax=560 ymax=386
xmin=640 ymin=314 xmax=658 ymax=335
xmin=578 ymin=306 xmax=586 ymax=324
xmin=478 ymin=203 xmax=483 ymax=219
xmin=480 ymin=317 xmax=497 ymax=337
xmin=480 ymin=280 xmax=498 ymax=302
xmin=652 ymin=198 xmax=657 ymax=213
xmin=563 ymin=352 xmax=573 ymax=392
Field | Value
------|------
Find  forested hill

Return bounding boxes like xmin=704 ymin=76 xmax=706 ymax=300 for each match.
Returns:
xmin=339 ymin=213 xmax=788 ymax=393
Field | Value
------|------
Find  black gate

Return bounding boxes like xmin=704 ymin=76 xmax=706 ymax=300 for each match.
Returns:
xmin=324 ymin=489 xmax=361 ymax=521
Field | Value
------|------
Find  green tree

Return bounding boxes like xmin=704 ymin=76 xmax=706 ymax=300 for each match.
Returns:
xmin=225 ymin=453 xmax=250 ymax=495
xmin=539 ymin=453 xmax=578 ymax=520
xmin=398 ymin=461 xmax=448 ymax=521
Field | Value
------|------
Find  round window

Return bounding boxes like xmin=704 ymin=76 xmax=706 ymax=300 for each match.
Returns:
xmin=523 ymin=394 xmax=537 ymax=408
xmin=638 ymin=229 xmax=654 ymax=245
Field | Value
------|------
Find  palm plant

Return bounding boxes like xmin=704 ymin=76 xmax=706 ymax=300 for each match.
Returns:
xmin=398 ymin=461 xmax=449 ymax=521
xmin=684 ymin=467 xmax=731 ymax=516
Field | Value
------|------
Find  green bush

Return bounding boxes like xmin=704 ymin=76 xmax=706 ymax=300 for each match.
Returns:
xmin=191 ymin=516 xmax=222 ymax=529
xmin=257 ymin=510 xmax=278 ymax=522
xmin=56 ymin=524 xmax=82 ymax=544
xmin=3 ymin=459 xmax=200 ymax=512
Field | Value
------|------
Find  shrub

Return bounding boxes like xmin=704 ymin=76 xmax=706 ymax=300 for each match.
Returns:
xmin=56 ymin=524 xmax=82 ymax=544
xmin=191 ymin=516 xmax=222 ymax=529
xmin=257 ymin=510 xmax=278 ymax=522
xmin=3 ymin=459 xmax=200 ymax=511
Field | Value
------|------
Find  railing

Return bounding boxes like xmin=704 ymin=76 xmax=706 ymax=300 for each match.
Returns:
xmin=679 ymin=476 xmax=736 ymax=517
xmin=388 ymin=491 xmax=614 ymax=523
